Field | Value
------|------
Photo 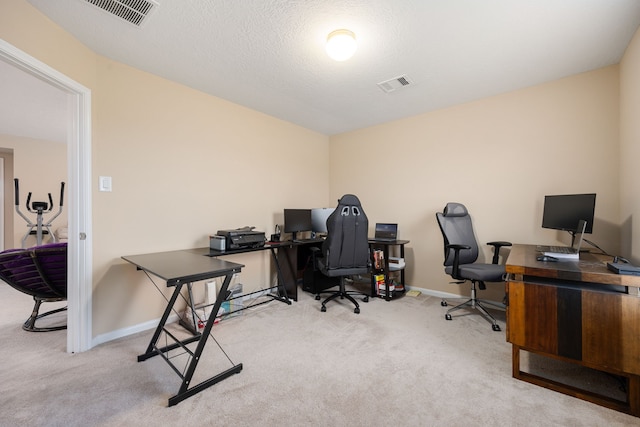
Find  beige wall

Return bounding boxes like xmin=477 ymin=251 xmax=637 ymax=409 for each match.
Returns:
xmin=620 ymin=26 xmax=640 ymax=263
xmin=92 ymin=58 xmax=329 ymax=335
xmin=0 ymin=134 xmax=67 ymax=248
xmin=2 ymin=0 xmax=638 ymax=342
xmin=1 ymin=0 xmax=330 ymax=338
xmin=329 ymin=66 xmax=621 ymax=300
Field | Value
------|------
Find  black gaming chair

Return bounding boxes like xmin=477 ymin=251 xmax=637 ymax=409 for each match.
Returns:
xmin=313 ymin=194 xmax=370 ymax=314
xmin=436 ymin=202 xmax=511 ymax=331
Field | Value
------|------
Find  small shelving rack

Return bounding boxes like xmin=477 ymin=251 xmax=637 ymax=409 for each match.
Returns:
xmin=368 ymin=239 xmax=409 ymax=301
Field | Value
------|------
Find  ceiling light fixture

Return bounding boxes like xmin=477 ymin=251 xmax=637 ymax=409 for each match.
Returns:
xmin=325 ymin=29 xmax=357 ymax=61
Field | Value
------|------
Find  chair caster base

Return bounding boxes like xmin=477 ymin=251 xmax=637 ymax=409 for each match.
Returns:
xmin=321 ymin=305 xmax=326 ymax=312
xmin=354 ymin=307 xmax=360 ymax=314
xmin=445 ymin=313 xmax=452 ymax=320
xmin=441 ymin=300 xmax=448 ymax=307
xmin=492 ymin=324 xmax=501 ymax=332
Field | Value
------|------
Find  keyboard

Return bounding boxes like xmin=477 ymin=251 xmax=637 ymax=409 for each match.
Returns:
xmin=536 ymin=245 xmax=576 ymax=254
xmin=292 ymin=238 xmax=324 ymax=244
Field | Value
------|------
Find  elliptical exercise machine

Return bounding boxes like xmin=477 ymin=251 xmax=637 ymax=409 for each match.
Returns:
xmin=14 ymin=178 xmax=65 ymax=248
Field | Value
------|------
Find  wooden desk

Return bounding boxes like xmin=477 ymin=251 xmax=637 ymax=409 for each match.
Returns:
xmin=505 ymin=244 xmax=640 ymax=417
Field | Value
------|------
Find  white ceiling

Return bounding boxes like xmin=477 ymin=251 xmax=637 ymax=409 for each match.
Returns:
xmin=0 ymin=59 xmax=68 ymax=143
xmin=4 ymin=0 xmax=640 ymax=139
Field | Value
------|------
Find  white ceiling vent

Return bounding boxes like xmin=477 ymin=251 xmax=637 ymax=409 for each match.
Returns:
xmin=377 ymin=75 xmax=414 ymax=93
xmin=83 ymin=0 xmax=158 ymax=27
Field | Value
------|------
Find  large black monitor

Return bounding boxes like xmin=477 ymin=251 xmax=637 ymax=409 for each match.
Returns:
xmin=311 ymin=208 xmax=335 ymax=235
xmin=542 ymin=193 xmax=596 ymax=234
xmin=283 ymin=209 xmax=312 ymax=240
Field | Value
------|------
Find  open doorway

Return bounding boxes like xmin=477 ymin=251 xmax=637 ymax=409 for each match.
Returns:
xmin=0 ymin=39 xmax=92 ymax=353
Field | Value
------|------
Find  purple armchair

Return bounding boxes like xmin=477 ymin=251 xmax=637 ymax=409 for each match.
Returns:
xmin=0 ymin=242 xmax=67 ymax=331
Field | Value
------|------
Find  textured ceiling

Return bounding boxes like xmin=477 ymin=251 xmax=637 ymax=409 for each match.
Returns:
xmin=0 ymin=59 xmax=68 ymax=143
xmin=4 ymin=0 xmax=640 ymax=139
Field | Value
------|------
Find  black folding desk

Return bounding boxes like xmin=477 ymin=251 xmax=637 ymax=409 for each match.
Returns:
xmin=122 ymin=249 xmax=245 ymax=406
xmin=206 ymin=239 xmax=324 ymax=301
xmin=205 ymin=241 xmax=294 ymax=302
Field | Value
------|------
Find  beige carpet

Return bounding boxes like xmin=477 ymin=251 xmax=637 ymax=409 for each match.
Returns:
xmin=0 ymin=282 xmax=636 ymax=426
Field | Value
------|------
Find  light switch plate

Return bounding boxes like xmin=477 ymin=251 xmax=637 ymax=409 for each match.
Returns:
xmin=99 ymin=176 xmax=112 ymax=192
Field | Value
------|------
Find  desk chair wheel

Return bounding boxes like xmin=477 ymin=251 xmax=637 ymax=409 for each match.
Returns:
xmin=441 ymin=300 xmax=448 ymax=307
xmin=492 ymin=324 xmax=501 ymax=332
xmin=321 ymin=305 xmax=327 ymax=312
xmin=354 ymin=307 xmax=360 ymax=314
xmin=445 ymin=313 xmax=452 ymax=320
xmin=315 ymin=295 xmax=321 ymax=300
xmin=363 ymin=296 xmax=369 ymax=303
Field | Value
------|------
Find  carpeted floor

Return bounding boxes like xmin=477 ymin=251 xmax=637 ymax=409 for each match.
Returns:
xmin=0 ymin=282 xmax=637 ymax=426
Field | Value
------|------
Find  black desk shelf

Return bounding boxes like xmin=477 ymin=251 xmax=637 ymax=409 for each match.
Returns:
xmin=368 ymin=239 xmax=410 ymax=301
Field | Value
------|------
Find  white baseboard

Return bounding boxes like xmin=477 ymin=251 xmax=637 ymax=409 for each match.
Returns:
xmin=91 ymin=288 xmax=457 ymax=348
xmin=406 ymin=285 xmax=462 ymax=299
xmin=90 ymin=293 xmax=274 ymax=348
xmin=92 ymin=312 xmax=182 ymax=348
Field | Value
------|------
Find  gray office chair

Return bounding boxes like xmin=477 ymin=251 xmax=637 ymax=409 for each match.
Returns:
xmin=436 ymin=202 xmax=511 ymax=331
xmin=313 ymin=194 xmax=370 ymax=314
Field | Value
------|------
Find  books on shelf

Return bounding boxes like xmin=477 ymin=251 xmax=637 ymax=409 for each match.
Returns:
xmin=374 ymin=274 xmax=387 ymax=296
xmin=373 ymin=250 xmax=385 ymax=270
xmin=388 ymin=257 xmax=405 ymax=271
xmin=376 ymin=278 xmax=405 ymax=296
xmin=377 ymin=282 xmax=395 ymax=295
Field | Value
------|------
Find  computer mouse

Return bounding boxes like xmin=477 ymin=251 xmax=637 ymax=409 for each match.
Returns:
xmin=537 ymin=255 xmax=559 ymax=262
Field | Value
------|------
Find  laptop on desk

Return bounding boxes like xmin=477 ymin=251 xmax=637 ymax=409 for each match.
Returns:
xmin=537 ymin=220 xmax=587 ymax=259
xmin=373 ymin=223 xmax=398 ymax=241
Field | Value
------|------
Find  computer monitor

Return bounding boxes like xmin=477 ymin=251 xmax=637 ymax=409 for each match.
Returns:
xmin=283 ymin=209 xmax=312 ymax=240
xmin=311 ymin=208 xmax=335 ymax=235
xmin=542 ymin=193 xmax=596 ymax=234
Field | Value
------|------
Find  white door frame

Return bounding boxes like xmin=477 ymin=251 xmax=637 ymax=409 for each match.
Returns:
xmin=0 ymin=157 xmax=4 ymax=252
xmin=0 ymin=39 xmax=93 ymax=353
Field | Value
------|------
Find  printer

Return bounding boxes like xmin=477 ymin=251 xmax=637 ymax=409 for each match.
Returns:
xmin=212 ymin=226 xmax=266 ymax=251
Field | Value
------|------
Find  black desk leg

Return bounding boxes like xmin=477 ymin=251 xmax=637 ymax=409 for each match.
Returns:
xmin=400 ymin=245 xmax=405 ymax=291
xmin=269 ymin=247 xmax=292 ymax=304
xmin=138 ymin=282 xmax=187 ymax=362
xmin=169 ymin=272 xmax=243 ymax=406
xmin=383 ymin=244 xmax=391 ymax=301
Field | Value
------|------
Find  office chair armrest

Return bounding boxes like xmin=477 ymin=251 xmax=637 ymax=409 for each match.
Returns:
xmin=446 ymin=243 xmax=471 ymax=280
xmin=487 ymin=241 xmax=512 ymax=264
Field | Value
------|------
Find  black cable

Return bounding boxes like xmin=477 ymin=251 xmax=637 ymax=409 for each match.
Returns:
xmin=583 ymin=238 xmax=610 ymax=256
xmin=583 ymin=239 xmax=633 ymax=265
